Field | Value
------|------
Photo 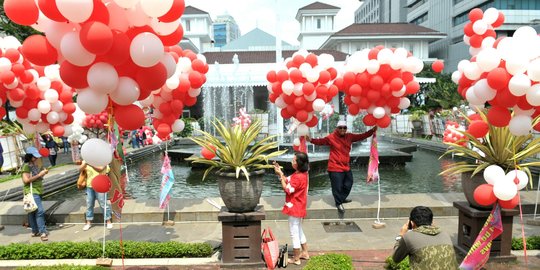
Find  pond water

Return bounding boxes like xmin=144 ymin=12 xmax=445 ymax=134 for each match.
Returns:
xmin=45 ymin=147 xmax=463 ymax=201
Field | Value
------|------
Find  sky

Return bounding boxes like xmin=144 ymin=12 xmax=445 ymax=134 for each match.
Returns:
xmin=184 ymin=0 xmax=363 ymax=45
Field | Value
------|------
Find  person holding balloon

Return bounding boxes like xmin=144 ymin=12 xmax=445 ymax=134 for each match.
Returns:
xmin=79 ymin=161 xmax=113 ymax=231
xmin=21 ymin=147 xmax=49 ymax=241
xmin=44 ymin=135 xmax=59 ymax=166
xmin=306 ymin=120 xmax=376 ymax=213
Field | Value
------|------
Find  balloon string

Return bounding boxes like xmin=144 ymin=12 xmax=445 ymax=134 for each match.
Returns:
xmin=518 ymin=192 xmax=528 ymax=266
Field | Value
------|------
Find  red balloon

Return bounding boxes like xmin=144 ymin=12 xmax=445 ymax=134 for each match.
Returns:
xmin=467 ymin=120 xmax=489 ymax=138
xmin=15 ymin=107 xmax=28 ymax=119
xmin=103 ymin=31 xmax=130 ymax=66
xmin=499 ymin=195 xmax=519 ymax=209
xmin=349 ymin=84 xmax=362 ymax=96
xmin=1 ymin=71 xmax=16 ymax=85
xmin=188 ymin=71 xmax=205 ymax=89
xmin=296 ymin=110 xmax=308 ymax=122
xmin=9 ymin=88 xmax=25 ymax=101
xmin=38 ymin=0 xmax=67 ymax=22
xmin=405 ymin=81 xmax=420 ymax=95
xmin=159 ymin=0 xmax=186 ymax=22
xmin=473 ymin=184 xmax=497 ymax=206
xmin=302 ymin=83 xmax=315 ymax=95
xmin=21 ymin=35 xmax=58 ymax=66
xmin=92 ymin=175 xmax=112 ymax=193
xmin=469 ymin=35 xmax=483 ymax=48
xmin=159 ymin=25 xmax=184 ymax=47
xmin=463 ymin=22 xmax=474 ymax=36
xmin=486 ymin=68 xmax=510 ymax=90
xmin=306 ymin=116 xmax=318 ymax=127
xmin=432 ymin=60 xmax=444 ymax=73
xmin=136 ymin=63 xmax=168 ymax=91
xmin=343 ymin=72 xmax=356 ymax=86
xmin=487 ymin=106 xmax=511 ymax=127
xmin=492 ymin=12 xmax=505 ymax=28
xmin=389 ymin=78 xmax=404 ymax=92
xmin=39 ymin=148 xmax=50 ymax=157
xmin=363 ymin=114 xmax=377 ymax=126
xmin=377 ymin=115 xmax=391 ymax=128
xmin=369 ymin=75 xmax=383 ymax=90
xmin=305 ymin=54 xmax=318 ymax=67
xmin=276 ymin=70 xmax=289 ymax=82
xmin=87 ymin=0 xmax=109 ymax=25
xmin=59 ymin=61 xmax=90 ymax=89
xmin=318 ymin=70 xmax=331 ymax=84
xmin=266 ymin=71 xmax=277 ymax=83
xmin=51 ymin=125 xmax=65 ymax=137
xmin=62 ymin=103 xmax=76 ymax=114
xmin=79 ymin=22 xmax=113 ymax=55
xmin=114 ymin=104 xmax=145 ymax=130
xmin=201 ymin=146 xmax=216 ymax=160
xmin=4 ymin=0 xmax=39 ymax=26
xmin=289 ymin=69 xmax=303 ymax=83
xmin=294 ymin=97 xmax=307 ymax=109
xmin=468 ymin=8 xmax=483 ymax=22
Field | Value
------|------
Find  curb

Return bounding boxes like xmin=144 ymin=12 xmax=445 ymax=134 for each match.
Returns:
xmin=0 ymin=257 xmax=219 ymax=268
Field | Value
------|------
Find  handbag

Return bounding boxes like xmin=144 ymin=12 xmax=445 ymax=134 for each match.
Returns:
xmin=277 ymin=244 xmax=288 ymax=268
xmin=261 ymin=228 xmax=280 ymax=269
xmin=23 ymin=182 xmax=38 ymax=213
xmin=76 ymin=169 xmax=87 ymax=190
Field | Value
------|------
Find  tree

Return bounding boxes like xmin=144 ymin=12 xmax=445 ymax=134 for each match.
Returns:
xmin=411 ymin=64 xmax=463 ymax=110
xmin=0 ymin=0 xmax=41 ymax=42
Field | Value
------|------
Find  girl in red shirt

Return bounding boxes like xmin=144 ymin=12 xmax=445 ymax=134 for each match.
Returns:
xmin=273 ymin=152 xmax=310 ymax=265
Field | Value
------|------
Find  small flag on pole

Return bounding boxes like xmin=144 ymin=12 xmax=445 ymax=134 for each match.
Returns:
xmin=159 ymin=155 xmax=175 ymax=209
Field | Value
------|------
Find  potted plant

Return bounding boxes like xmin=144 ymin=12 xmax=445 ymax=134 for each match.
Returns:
xmin=188 ymin=119 xmax=287 ymax=213
xmin=409 ymin=110 xmax=426 ymax=129
xmin=440 ymin=111 xmax=540 ymax=208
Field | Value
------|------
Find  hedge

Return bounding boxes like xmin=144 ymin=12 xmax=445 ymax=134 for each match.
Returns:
xmin=385 ymin=256 xmax=409 ymax=270
xmin=17 ymin=266 xmax=107 ymax=270
xmin=0 ymin=241 xmax=212 ymax=260
xmin=512 ymin=235 xmax=540 ymax=250
xmin=303 ymin=253 xmax=354 ymax=270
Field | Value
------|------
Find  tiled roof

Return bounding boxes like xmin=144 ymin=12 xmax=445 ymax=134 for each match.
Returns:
xmin=298 ymin=1 xmax=340 ymax=10
xmin=333 ymin=23 xmax=446 ymax=36
xmin=183 ymin=6 xmax=209 ymax=15
xmin=203 ymin=50 xmax=348 ymax=64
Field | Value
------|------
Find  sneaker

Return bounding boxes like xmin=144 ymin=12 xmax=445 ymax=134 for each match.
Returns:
xmin=343 ymin=199 xmax=352 ymax=203
xmin=106 ymin=223 xmax=113 ymax=229
xmin=40 ymin=233 xmax=48 ymax=241
xmin=82 ymin=224 xmax=91 ymax=231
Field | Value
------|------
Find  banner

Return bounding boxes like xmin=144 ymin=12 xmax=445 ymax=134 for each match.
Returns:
xmin=460 ymin=203 xmax=503 ymax=270
xmin=159 ymin=155 xmax=175 ymax=209
xmin=367 ymin=133 xmax=379 ymax=183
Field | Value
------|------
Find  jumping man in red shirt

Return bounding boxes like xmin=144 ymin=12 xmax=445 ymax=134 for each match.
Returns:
xmin=273 ymin=152 xmax=310 ymax=266
xmin=307 ymin=120 xmax=376 ymax=213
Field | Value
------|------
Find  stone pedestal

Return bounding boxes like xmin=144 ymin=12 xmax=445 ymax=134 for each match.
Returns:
xmin=454 ymin=201 xmax=518 ymax=262
xmin=218 ymin=205 xmax=266 ymax=268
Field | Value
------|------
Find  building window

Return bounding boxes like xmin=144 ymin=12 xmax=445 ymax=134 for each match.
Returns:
xmin=452 ymin=1 xmax=495 ymax=26
xmin=316 ymin=18 xmax=321 ymax=29
xmin=185 ymin=19 xmax=191 ymax=31
xmin=410 ymin=12 xmax=427 ymax=25
xmin=409 ymin=0 xmax=426 ymax=12
xmin=453 ymin=0 xmax=464 ymax=5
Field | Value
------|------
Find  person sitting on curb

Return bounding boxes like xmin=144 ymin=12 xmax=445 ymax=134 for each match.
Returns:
xmin=392 ymin=206 xmax=458 ymax=270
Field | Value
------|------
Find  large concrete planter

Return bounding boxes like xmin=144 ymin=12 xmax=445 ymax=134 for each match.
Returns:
xmin=461 ymin=171 xmax=492 ymax=210
xmin=216 ymin=169 xmax=264 ymax=213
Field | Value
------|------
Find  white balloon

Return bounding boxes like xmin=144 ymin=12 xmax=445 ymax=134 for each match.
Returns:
xmin=373 ymin=107 xmax=386 ymax=119
xmin=317 ymin=53 xmax=335 ymax=69
xmin=140 ymin=0 xmax=173 ymax=17
xmin=22 ymin=123 xmax=36 ymax=134
xmin=392 ymin=85 xmax=406 ymax=97
xmin=139 ymin=95 xmax=154 ymax=107
xmin=465 ymin=87 xmax=484 ymax=105
xmin=52 ymin=101 xmax=63 ymax=112
xmin=313 ymin=99 xmax=325 ymax=112
xmin=293 ymin=83 xmax=304 ymax=96
xmin=306 ymin=69 xmax=319 ymax=83
xmin=60 ymin=32 xmax=96 ymax=67
xmin=46 ymin=111 xmax=60 ymax=124
xmin=44 ymin=65 xmax=61 ymax=80
xmin=505 ymin=170 xmax=529 ymax=190
xmin=76 ymin=89 xmax=108 ymax=114
xmin=304 ymin=91 xmax=317 ymax=102
xmin=366 ymin=59 xmax=380 ymax=74
xmin=171 ymin=119 xmax=185 ymax=132
xmin=493 ymin=178 xmax=518 ymax=201
xmin=165 ymin=77 xmax=179 ymax=90
xmin=505 ymin=55 xmax=528 ymax=75
xmin=483 ymin=8 xmax=499 ymax=24
xmin=0 ymin=58 xmax=12 ymax=72
xmin=161 ymin=54 xmax=176 ymax=79
xmin=28 ymin=109 xmax=41 ymax=121
xmin=377 ymin=48 xmax=393 ymax=64
xmin=114 ymin=0 xmax=139 ymax=9
xmin=297 ymin=124 xmax=309 ymax=136
xmin=526 ymin=84 xmax=540 ymax=106
xmin=473 ymin=79 xmax=497 ymax=101
xmin=44 ymin=89 xmax=59 ymax=103
xmin=398 ymin=97 xmax=410 ymax=109
xmin=151 ymin=18 xmax=179 ymax=36
xmin=452 ymin=71 xmax=462 ymax=84
xmin=81 ymin=138 xmax=113 ymax=167
xmin=508 ymin=115 xmax=532 ymax=136
xmin=463 ymin=62 xmax=482 ymax=80
xmin=509 ymin=73 xmax=531 ymax=96
xmin=110 ymin=77 xmax=140 ymax=105
xmin=126 ymin=3 xmax=151 ymax=27
xmin=472 ymin=20 xmax=488 ymax=35
xmin=514 ymin=26 xmax=537 ymax=41
xmin=483 ymin=165 xmax=505 ymax=185
xmin=36 ymin=122 xmax=49 ymax=133
xmin=281 ymin=80 xmax=294 ymax=95
xmin=107 ymin=2 xmax=130 ymax=32
xmin=56 ymin=0 xmax=93 ymax=23
xmin=37 ymin=100 xmax=52 ymax=114
xmin=87 ymin=62 xmax=119 ymax=94
xmin=476 ymin=48 xmax=500 ymax=72
xmin=293 ymin=138 xmax=300 ymax=146
xmin=527 ymin=59 xmax=540 ymax=82
xmin=37 ymin=77 xmax=51 ymax=91
xmin=130 ymin=32 xmax=164 ymax=68
xmin=188 ymin=88 xmax=201 ymax=97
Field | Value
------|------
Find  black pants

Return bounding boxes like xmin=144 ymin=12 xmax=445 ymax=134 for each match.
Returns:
xmin=328 ymin=171 xmax=353 ymax=206
xmin=48 ymin=154 xmax=57 ymax=166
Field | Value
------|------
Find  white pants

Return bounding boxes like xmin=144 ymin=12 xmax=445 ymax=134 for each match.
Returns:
xmin=288 ymin=216 xmax=307 ymax=249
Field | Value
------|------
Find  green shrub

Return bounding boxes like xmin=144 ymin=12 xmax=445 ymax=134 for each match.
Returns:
xmin=303 ymin=253 xmax=353 ymax=270
xmin=0 ymin=241 xmax=212 ymax=260
xmin=512 ymin=235 xmax=540 ymax=250
xmin=385 ymin=255 xmax=410 ymax=270
xmin=17 ymin=265 xmax=107 ymax=270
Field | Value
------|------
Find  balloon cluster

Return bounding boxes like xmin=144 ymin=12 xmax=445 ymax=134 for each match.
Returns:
xmin=232 ymin=107 xmax=251 ymax=130
xmin=82 ymin=111 xmax=108 ymax=130
xmin=4 ymin=0 xmax=187 ymax=131
xmin=442 ymin=121 xmax=466 ymax=146
xmin=140 ymin=46 xmax=207 ymax=139
xmin=453 ymin=7 xmax=540 ymax=136
xmin=267 ymin=51 xmax=339 ymax=135
xmin=140 ymin=126 xmax=154 ymax=145
xmin=338 ymin=45 xmax=423 ymax=128
xmin=473 ymin=164 xmax=528 ymax=209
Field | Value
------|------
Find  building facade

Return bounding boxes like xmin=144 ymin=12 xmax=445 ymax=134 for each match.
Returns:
xmin=406 ymin=0 xmax=540 ymax=72
xmin=181 ymin=6 xmax=214 ymax=53
xmin=213 ymin=14 xmax=241 ymax=48
xmin=296 ymin=2 xmax=341 ymax=49
xmin=354 ymin=0 xmax=408 ymax=23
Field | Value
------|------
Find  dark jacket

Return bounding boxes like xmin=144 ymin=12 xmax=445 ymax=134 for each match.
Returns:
xmin=392 ymin=225 xmax=458 ymax=270
xmin=309 ymin=129 xmax=374 ymax=172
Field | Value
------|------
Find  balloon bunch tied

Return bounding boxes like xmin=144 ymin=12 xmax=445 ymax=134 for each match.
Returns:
xmin=442 ymin=121 xmax=466 ymax=146
xmin=474 ymin=165 xmax=529 ymax=209
xmin=4 ymin=0 xmax=190 ymax=138
xmin=338 ymin=45 xmax=424 ymax=128
xmin=453 ymin=7 xmax=540 ymax=136
xmin=232 ymin=107 xmax=252 ymax=131
xmin=0 ymin=36 xmax=77 ymax=137
xmin=267 ymin=51 xmax=340 ymax=136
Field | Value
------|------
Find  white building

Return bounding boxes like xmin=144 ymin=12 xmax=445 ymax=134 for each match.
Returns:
xmin=180 ymin=6 xmax=213 ymax=53
xmin=296 ymin=2 xmax=341 ymax=50
xmin=354 ymin=0 xmax=408 ymax=23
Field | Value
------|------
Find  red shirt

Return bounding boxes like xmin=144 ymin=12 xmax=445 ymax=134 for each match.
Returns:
xmin=282 ymin=171 xmax=308 ymax=218
xmin=310 ymin=129 xmax=375 ymax=172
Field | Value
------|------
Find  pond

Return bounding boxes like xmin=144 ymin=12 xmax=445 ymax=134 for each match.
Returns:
xmin=45 ymin=147 xmax=463 ymax=201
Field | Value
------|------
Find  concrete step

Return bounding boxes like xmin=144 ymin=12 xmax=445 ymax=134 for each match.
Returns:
xmin=1 ymin=192 xmax=537 ymax=225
